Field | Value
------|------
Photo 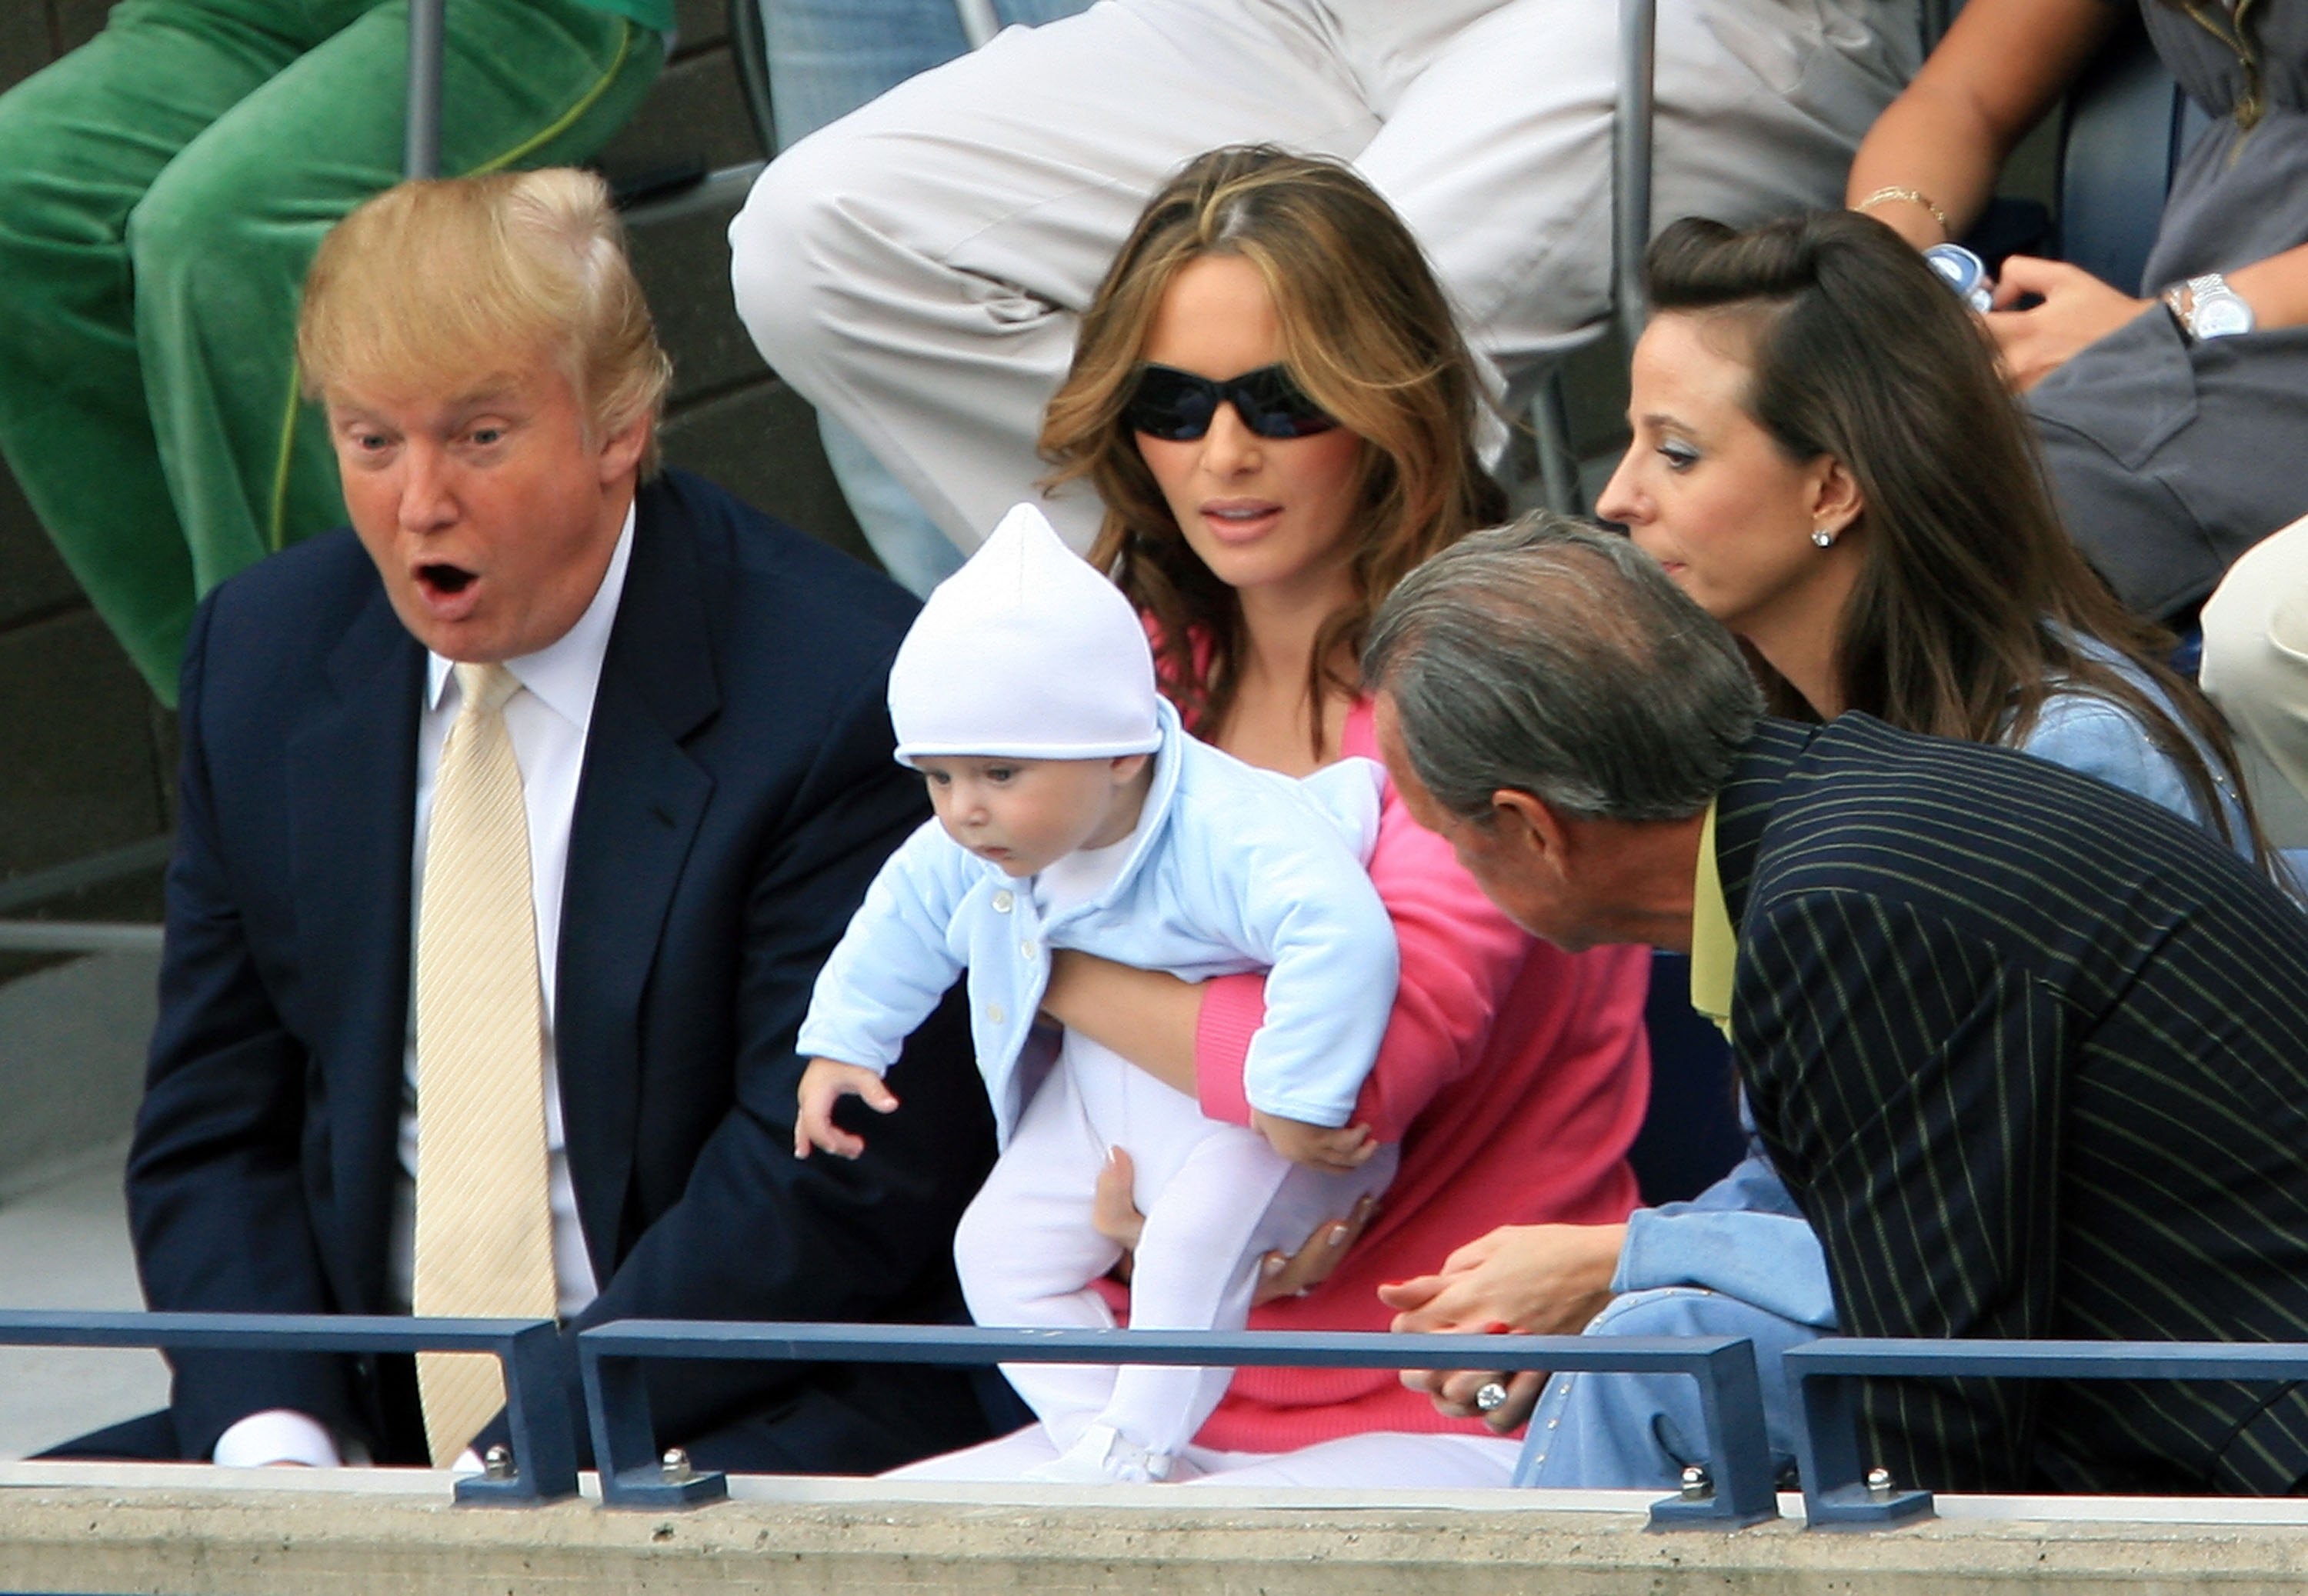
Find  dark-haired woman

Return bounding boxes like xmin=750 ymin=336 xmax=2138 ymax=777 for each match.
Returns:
xmin=1598 ymin=208 xmax=2266 ymax=861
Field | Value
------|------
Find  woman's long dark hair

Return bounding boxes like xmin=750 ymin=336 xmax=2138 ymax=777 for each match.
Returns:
xmin=1040 ymin=145 xmax=1506 ymax=750
xmin=1644 ymin=209 xmax=2271 ymax=868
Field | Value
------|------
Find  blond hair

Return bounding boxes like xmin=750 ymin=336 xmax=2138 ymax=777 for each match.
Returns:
xmin=1043 ymin=145 xmax=1505 ymax=747
xmin=299 ymin=168 xmax=671 ymax=473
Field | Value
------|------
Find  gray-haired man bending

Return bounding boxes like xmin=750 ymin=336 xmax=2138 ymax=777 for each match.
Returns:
xmin=1367 ymin=515 xmax=2308 ymax=1496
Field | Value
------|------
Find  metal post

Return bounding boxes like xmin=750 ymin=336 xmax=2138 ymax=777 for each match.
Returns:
xmin=1784 ymin=1338 xmax=2308 ymax=1530
xmin=456 ymin=1320 xmax=581 ymax=1506
xmin=1789 ymin=1362 xmax=1933 ymax=1529
xmin=954 ymin=0 xmax=1001 ymax=51
xmin=1613 ymin=0 xmax=1656 ymax=357
xmin=1650 ymin=1337 xmax=1779 ymax=1525
xmin=582 ymin=1331 xmax=727 ymax=1506
xmin=405 ymin=0 xmax=446 ymax=179
xmin=1532 ymin=368 xmax=1586 ymax=518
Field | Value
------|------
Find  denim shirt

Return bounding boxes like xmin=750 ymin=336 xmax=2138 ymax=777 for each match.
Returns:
xmin=796 ymin=700 xmax=1397 ymax=1146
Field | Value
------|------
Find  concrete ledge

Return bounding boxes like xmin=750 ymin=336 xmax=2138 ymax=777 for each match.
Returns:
xmin=8 ymin=1470 xmax=2308 ymax=1595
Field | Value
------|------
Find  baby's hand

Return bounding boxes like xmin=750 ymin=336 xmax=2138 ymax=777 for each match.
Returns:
xmin=795 ymin=1058 xmax=899 ymax=1159
xmin=1251 ymin=1110 xmax=1377 ymax=1173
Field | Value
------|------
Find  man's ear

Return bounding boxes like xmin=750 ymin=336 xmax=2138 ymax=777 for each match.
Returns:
xmin=597 ymin=411 xmax=651 ymax=486
xmin=1489 ymin=788 xmax=1571 ymax=874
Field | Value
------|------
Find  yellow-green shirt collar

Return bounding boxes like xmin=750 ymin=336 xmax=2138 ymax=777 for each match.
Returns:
xmin=1689 ymin=798 xmax=1736 ymax=1041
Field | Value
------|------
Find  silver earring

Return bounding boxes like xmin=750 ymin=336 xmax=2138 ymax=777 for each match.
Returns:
xmin=1811 ymin=527 xmax=1835 ymax=548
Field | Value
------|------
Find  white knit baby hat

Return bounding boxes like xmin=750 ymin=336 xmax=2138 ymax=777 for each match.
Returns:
xmin=888 ymin=501 xmax=1162 ymax=765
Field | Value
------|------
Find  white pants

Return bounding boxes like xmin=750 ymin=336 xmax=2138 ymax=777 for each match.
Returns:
xmin=2202 ymin=515 xmax=2308 ymax=850
xmin=886 ymin=1420 xmax=1521 ymax=1485
xmin=954 ymin=1037 xmax=1396 ymax=1458
xmin=730 ymin=0 xmax=1919 ymax=550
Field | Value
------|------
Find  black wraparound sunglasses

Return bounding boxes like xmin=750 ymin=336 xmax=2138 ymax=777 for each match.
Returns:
xmin=1121 ymin=362 xmax=1341 ymax=441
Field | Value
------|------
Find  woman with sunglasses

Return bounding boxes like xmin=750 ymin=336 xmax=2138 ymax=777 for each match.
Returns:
xmin=892 ymin=146 xmax=1653 ymax=1486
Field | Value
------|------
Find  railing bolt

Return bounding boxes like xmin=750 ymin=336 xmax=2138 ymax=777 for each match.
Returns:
xmin=1865 ymin=1466 xmax=1894 ymax=1500
xmin=482 ymin=1444 xmax=514 ymax=1481
xmin=1679 ymin=1463 xmax=1712 ymax=1501
xmin=661 ymin=1446 xmax=695 ymax=1484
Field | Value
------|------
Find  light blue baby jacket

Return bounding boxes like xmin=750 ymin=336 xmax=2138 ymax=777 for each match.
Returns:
xmin=795 ymin=699 xmax=1399 ymax=1147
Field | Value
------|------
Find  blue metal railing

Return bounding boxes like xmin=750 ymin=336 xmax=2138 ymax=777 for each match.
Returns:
xmin=0 ymin=1310 xmax=575 ymax=1504
xmin=574 ymin=1321 xmax=1776 ymax=1526
xmin=1787 ymin=1338 xmax=2308 ymax=1528
xmin=23 ymin=1309 xmax=2308 ymax=1528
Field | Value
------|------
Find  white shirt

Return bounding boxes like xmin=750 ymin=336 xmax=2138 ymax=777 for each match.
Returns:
xmin=214 ymin=505 xmax=635 ymax=1469
xmin=1029 ymin=818 xmax=1141 ymax=919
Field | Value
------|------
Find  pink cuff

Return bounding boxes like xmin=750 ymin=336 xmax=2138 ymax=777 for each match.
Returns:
xmin=1193 ymin=971 xmax=1266 ymax=1125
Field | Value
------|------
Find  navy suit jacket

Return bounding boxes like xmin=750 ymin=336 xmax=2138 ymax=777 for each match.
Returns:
xmin=128 ymin=470 xmax=995 ymax=1463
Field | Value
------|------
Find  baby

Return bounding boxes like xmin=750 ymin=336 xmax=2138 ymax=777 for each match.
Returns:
xmin=795 ymin=504 xmax=1400 ymax=1483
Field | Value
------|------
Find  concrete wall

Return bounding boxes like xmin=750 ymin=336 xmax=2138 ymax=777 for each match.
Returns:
xmin=8 ymin=1479 xmax=2308 ymax=1596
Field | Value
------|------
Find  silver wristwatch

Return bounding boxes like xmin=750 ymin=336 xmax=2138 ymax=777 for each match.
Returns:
xmin=2164 ymin=272 xmax=2256 ymax=341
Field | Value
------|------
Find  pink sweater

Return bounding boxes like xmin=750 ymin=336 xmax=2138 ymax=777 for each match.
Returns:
xmin=1184 ymin=697 xmax=1651 ymax=1453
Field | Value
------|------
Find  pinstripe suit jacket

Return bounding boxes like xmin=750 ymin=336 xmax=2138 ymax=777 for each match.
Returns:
xmin=1719 ymin=716 xmax=2308 ymax=1494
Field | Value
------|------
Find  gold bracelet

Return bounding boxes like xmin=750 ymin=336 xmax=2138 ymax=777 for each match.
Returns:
xmin=1855 ymin=185 xmax=1950 ymax=235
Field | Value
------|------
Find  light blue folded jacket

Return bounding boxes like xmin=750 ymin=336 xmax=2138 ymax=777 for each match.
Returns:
xmin=796 ymin=699 xmax=1399 ymax=1147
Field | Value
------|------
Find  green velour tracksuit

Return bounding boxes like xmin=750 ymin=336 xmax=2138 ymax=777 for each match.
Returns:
xmin=0 ymin=0 xmax=665 ymax=701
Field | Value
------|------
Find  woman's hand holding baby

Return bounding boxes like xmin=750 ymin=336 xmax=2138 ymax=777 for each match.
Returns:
xmin=1251 ymin=1110 xmax=1379 ymax=1172
xmin=794 ymin=1058 xmax=899 ymax=1158
xmin=1092 ymin=1145 xmax=1379 ymax=1304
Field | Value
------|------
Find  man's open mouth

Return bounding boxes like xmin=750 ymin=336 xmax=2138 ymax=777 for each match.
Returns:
xmin=417 ymin=562 xmax=476 ymax=596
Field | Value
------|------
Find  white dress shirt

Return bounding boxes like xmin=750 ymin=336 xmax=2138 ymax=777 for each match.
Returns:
xmin=214 ymin=505 xmax=635 ymax=1468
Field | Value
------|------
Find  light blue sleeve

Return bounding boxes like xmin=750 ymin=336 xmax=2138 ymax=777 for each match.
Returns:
xmin=793 ymin=816 xmax=976 ymax=1075
xmin=1219 ymin=786 xmax=1401 ymax=1129
xmin=1613 ymin=1129 xmax=1840 ymax=1330
xmin=1296 ymin=755 xmax=1386 ymax=865
xmin=2019 ymin=691 xmax=2205 ymax=828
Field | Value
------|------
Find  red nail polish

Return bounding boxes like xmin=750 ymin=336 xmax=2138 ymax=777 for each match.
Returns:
xmin=1483 ymin=1321 xmax=1513 ymax=1335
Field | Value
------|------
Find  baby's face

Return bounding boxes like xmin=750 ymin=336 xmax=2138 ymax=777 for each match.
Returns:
xmin=916 ymin=755 xmax=1139 ymax=877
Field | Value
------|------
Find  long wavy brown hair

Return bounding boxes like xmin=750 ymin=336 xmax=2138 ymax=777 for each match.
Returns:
xmin=1041 ymin=146 xmax=1506 ymax=750
xmin=1643 ymin=208 xmax=2274 ymax=870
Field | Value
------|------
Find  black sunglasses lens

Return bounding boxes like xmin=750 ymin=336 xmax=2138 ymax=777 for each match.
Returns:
xmin=1123 ymin=366 xmax=1218 ymax=441
xmin=1231 ymin=366 xmax=1338 ymax=438
xmin=1123 ymin=363 xmax=1337 ymax=441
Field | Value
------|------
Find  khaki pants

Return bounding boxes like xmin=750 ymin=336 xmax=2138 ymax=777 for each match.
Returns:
xmin=2202 ymin=514 xmax=2308 ymax=849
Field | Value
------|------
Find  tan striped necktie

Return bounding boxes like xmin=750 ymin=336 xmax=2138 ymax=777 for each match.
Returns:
xmin=412 ymin=661 xmax=558 ymax=1465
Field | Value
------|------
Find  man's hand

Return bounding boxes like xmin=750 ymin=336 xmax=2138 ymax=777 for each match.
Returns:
xmin=1090 ymin=1145 xmax=1377 ymax=1304
xmin=1251 ymin=1109 xmax=1379 ymax=1172
xmin=793 ymin=1057 xmax=898 ymax=1159
xmin=1379 ymin=1221 xmax=1627 ymax=1432
xmin=1986 ymin=255 xmax=2153 ymax=391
